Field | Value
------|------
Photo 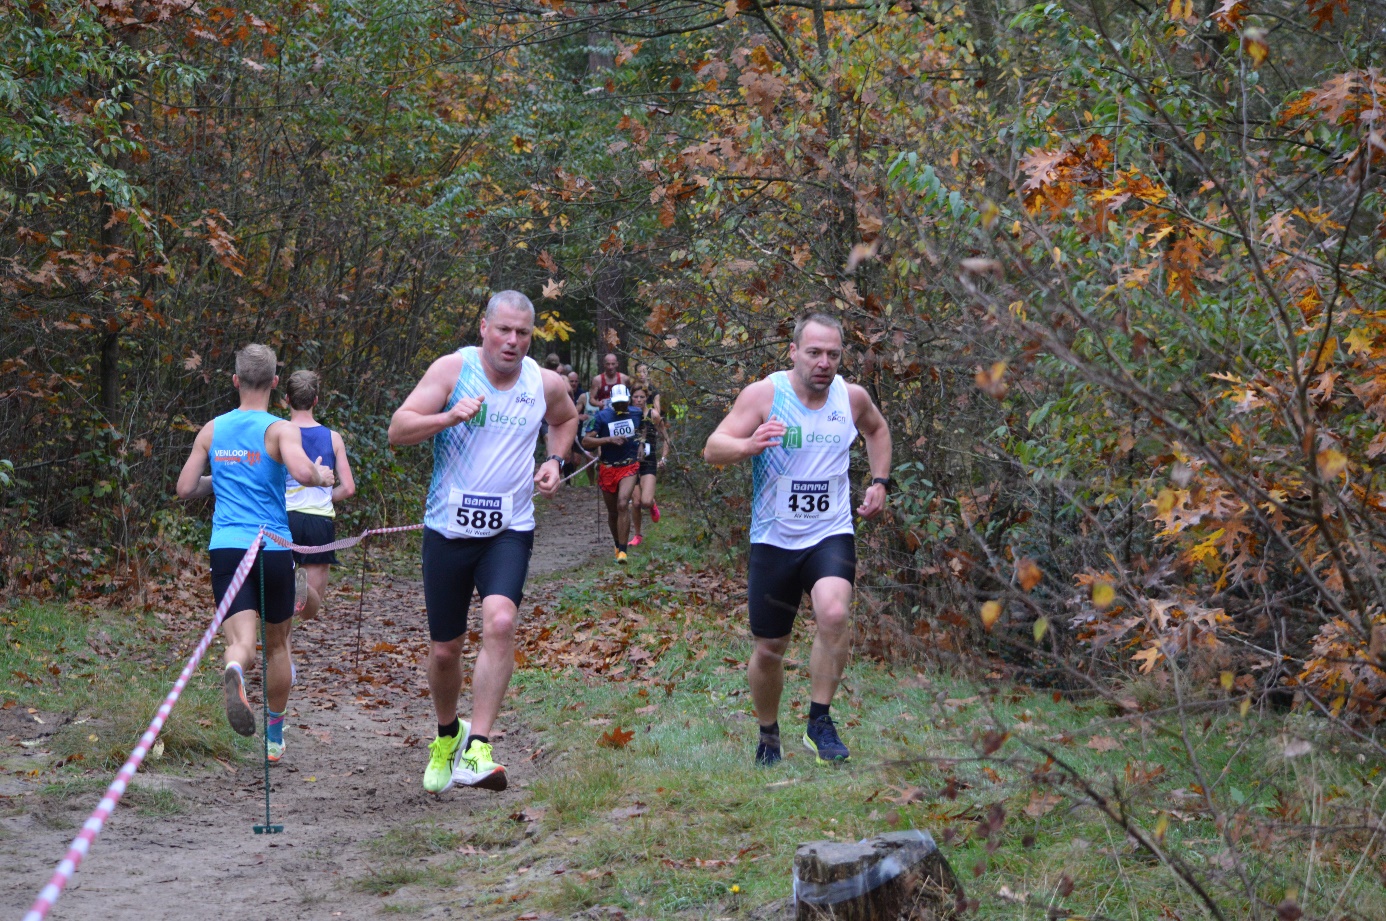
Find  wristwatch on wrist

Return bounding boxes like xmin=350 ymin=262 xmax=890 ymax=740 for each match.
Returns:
xmin=546 ymin=454 xmax=565 ymax=465
xmin=870 ymin=476 xmax=892 ymax=492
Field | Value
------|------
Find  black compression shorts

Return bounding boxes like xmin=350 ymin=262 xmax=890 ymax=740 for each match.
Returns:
xmin=288 ymin=511 xmax=338 ymax=566
xmin=210 ymin=548 xmax=295 ymax=625
xmin=421 ymin=527 xmax=535 ymax=642
xmin=746 ymin=534 xmax=856 ymax=638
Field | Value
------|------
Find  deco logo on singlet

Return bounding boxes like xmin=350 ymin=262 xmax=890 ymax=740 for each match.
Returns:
xmin=465 ymin=403 xmax=527 ymax=428
xmin=781 ymin=426 xmax=840 ymax=450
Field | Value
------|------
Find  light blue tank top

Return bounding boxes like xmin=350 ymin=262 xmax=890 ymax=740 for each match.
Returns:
xmin=209 ymin=409 xmax=292 ymax=551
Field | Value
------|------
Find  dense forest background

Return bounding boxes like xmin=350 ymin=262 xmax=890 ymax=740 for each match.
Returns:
xmin=4 ymin=0 xmax=1386 ymax=719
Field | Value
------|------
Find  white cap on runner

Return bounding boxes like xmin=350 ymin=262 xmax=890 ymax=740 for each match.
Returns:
xmin=610 ymin=383 xmax=630 ymax=404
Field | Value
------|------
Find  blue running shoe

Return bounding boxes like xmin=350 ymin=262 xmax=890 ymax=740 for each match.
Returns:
xmin=803 ymin=714 xmax=850 ymax=763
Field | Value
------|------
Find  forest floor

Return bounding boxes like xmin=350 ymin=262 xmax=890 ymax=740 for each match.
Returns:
xmin=2 ymin=487 xmax=1385 ymax=920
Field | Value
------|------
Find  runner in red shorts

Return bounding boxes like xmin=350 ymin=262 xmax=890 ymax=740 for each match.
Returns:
xmin=583 ymin=383 xmax=643 ymax=563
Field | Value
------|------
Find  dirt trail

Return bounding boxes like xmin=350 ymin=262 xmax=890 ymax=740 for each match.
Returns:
xmin=0 ymin=486 xmax=612 ymax=921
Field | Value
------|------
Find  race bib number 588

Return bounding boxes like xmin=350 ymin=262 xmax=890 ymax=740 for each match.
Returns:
xmin=775 ymin=476 xmax=843 ymax=520
xmin=445 ymin=488 xmax=512 ymax=538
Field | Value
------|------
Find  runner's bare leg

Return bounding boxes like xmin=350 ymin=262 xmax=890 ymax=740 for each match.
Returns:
xmin=807 ymin=576 xmax=853 ymax=706
xmin=468 ymin=594 xmax=518 ymax=737
xmin=749 ymin=634 xmax=792 ymax=726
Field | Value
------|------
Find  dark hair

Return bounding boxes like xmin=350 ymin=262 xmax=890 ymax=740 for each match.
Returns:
xmin=286 ymin=370 xmax=320 ymax=410
xmin=792 ymin=312 xmax=845 ymax=345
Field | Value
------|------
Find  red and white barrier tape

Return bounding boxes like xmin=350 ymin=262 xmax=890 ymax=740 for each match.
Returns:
xmin=261 ymin=521 xmax=425 ymax=554
xmin=23 ymin=534 xmax=266 ymax=921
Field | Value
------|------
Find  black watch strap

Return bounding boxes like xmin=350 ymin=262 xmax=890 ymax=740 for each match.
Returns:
xmin=871 ymin=476 xmax=892 ymax=492
xmin=546 ymin=454 xmax=565 ymax=465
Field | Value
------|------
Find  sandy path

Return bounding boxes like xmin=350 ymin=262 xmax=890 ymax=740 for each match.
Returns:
xmin=0 ymin=486 xmax=612 ymax=921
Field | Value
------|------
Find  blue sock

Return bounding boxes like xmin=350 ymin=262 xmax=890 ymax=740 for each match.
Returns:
xmin=266 ymin=709 xmax=285 ymax=745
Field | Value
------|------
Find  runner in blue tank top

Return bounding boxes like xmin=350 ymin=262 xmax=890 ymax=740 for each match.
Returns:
xmin=175 ymin=344 xmax=335 ymax=763
xmin=704 ymin=314 xmax=893 ymax=768
xmin=284 ymin=370 xmax=356 ymax=619
xmin=389 ymin=291 xmax=578 ymax=795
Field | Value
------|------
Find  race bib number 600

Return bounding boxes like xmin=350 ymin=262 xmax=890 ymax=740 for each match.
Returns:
xmin=445 ymin=488 xmax=512 ymax=538
xmin=607 ymin=418 xmax=636 ymax=439
xmin=775 ymin=476 xmax=842 ymax=520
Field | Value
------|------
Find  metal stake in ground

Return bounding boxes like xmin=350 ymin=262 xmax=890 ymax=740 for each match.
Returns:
xmin=253 ymin=552 xmax=283 ymax=835
xmin=355 ymin=539 xmax=368 ymax=673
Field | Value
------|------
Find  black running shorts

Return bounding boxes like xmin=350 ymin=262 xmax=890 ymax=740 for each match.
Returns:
xmin=210 ymin=548 xmax=295 ymax=625
xmin=638 ymin=458 xmax=658 ymax=478
xmin=747 ymin=534 xmax=857 ymax=639
xmin=288 ymin=511 xmax=338 ymax=566
xmin=421 ymin=527 xmax=535 ymax=642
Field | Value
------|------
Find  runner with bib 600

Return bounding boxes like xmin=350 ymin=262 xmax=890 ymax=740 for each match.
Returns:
xmin=703 ymin=313 xmax=892 ymax=767
xmin=388 ymin=291 xmax=578 ymax=795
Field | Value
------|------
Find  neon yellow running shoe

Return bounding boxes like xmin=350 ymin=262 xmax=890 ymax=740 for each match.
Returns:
xmin=423 ymin=732 xmax=463 ymax=794
xmin=453 ymin=738 xmax=508 ymax=791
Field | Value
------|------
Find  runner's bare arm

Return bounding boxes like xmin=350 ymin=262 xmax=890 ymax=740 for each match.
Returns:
xmin=175 ymin=422 xmax=215 ymax=500
xmin=849 ymin=384 xmax=892 ymax=519
xmin=387 ymin=354 xmax=481 ymax=446
xmin=330 ymin=430 xmax=356 ymax=504
xmin=535 ymin=370 xmax=578 ymax=497
xmin=581 ymin=425 xmax=619 ymax=450
xmin=702 ymin=380 xmax=783 ymax=465
xmin=271 ymin=421 xmax=336 ymax=488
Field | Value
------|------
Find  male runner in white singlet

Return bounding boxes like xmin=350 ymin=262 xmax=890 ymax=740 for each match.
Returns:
xmin=388 ymin=291 xmax=577 ymax=794
xmin=703 ymin=314 xmax=892 ymax=766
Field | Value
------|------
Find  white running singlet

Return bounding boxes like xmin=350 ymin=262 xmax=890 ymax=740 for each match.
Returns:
xmin=424 ymin=348 xmax=546 ymax=537
xmin=750 ymin=371 xmax=858 ymax=550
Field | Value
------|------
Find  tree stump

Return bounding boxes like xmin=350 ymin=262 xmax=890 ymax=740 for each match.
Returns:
xmin=793 ymin=830 xmax=962 ymax=921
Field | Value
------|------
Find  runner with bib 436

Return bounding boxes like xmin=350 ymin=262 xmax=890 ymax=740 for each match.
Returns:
xmin=703 ymin=313 xmax=892 ymax=767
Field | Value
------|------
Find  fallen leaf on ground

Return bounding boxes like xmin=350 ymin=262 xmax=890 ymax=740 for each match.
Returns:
xmin=1087 ymin=735 xmax=1121 ymax=752
xmin=598 ymin=726 xmax=635 ymax=749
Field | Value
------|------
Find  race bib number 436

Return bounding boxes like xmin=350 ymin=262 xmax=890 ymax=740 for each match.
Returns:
xmin=775 ymin=476 xmax=843 ymax=520
xmin=445 ymin=488 xmax=512 ymax=538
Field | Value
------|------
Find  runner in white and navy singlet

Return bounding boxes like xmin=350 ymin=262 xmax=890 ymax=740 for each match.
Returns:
xmin=389 ymin=291 xmax=578 ymax=796
xmin=703 ymin=314 xmax=893 ymax=768
xmin=284 ymin=369 xmax=356 ymax=621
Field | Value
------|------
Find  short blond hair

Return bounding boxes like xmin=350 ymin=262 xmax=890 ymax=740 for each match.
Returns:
xmin=235 ymin=344 xmax=277 ymax=390
xmin=286 ymin=370 xmax=320 ymax=410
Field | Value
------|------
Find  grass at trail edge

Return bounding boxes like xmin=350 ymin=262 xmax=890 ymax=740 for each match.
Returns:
xmin=353 ymin=514 xmax=1386 ymax=920
xmin=3 ymin=509 xmax=1383 ymax=919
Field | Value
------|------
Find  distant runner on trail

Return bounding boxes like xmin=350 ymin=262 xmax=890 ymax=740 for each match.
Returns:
xmin=589 ymin=352 xmax=629 ymax=406
xmin=388 ymin=291 xmax=577 ymax=795
xmin=633 ymin=361 xmax=662 ymax=420
xmin=703 ymin=314 xmax=892 ymax=767
xmin=284 ymin=370 xmax=356 ymax=618
xmin=175 ymin=344 xmax=336 ymax=764
xmin=627 ymin=385 xmax=668 ymax=547
xmin=583 ymin=383 xmax=643 ymax=563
